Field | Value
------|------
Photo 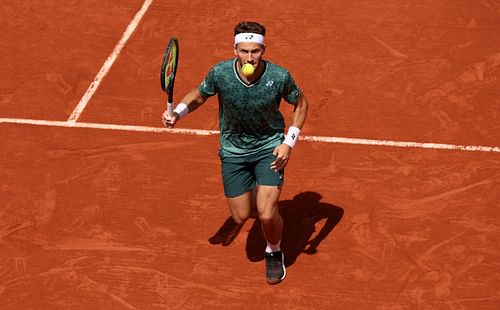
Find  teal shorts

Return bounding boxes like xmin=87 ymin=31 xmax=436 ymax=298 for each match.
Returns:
xmin=219 ymin=147 xmax=284 ymax=198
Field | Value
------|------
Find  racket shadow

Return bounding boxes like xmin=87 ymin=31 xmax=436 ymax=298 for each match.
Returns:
xmin=245 ymin=191 xmax=344 ymax=267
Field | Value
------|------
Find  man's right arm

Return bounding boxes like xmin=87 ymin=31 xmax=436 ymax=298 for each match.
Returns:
xmin=162 ymin=88 xmax=207 ymax=128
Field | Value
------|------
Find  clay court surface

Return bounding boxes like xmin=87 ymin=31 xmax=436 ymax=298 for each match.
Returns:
xmin=1 ymin=0 xmax=500 ymax=309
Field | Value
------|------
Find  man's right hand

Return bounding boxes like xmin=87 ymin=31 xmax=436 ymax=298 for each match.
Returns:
xmin=162 ymin=110 xmax=179 ymax=128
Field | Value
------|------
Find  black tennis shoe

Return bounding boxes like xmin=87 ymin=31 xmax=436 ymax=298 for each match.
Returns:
xmin=264 ymin=251 xmax=286 ymax=284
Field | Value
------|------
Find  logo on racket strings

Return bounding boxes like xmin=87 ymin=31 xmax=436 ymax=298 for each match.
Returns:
xmin=165 ymin=51 xmax=176 ymax=80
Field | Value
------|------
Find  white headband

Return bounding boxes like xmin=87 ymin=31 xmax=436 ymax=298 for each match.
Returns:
xmin=234 ymin=33 xmax=265 ymax=45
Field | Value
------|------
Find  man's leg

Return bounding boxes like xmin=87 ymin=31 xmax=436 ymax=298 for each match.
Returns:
xmin=256 ymin=185 xmax=282 ymax=244
xmin=257 ymin=185 xmax=286 ymax=284
xmin=226 ymin=189 xmax=255 ymax=224
xmin=210 ymin=189 xmax=255 ymax=247
xmin=220 ymin=152 xmax=256 ymax=225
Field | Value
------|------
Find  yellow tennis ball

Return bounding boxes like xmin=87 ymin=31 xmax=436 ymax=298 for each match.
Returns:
xmin=242 ymin=63 xmax=255 ymax=76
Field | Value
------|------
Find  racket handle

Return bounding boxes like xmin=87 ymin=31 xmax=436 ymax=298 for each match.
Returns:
xmin=166 ymin=101 xmax=174 ymax=118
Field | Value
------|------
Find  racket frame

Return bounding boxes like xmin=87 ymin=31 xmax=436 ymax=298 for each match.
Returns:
xmin=160 ymin=37 xmax=179 ymax=117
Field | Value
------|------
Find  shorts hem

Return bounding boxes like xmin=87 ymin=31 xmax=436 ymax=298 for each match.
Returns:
xmin=224 ymin=185 xmax=257 ymax=198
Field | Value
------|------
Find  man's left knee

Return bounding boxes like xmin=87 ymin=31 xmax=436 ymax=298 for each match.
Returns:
xmin=258 ymin=203 xmax=280 ymax=222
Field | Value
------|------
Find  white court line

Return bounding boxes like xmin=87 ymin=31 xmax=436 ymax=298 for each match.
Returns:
xmin=67 ymin=0 xmax=154 ymax=123
xmin=1 ymin=117 xmax=499 ymax=153
xmin=1 ymin=118 xmax=218 ymax=136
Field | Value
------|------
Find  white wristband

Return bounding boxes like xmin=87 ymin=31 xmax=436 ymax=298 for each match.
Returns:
xmin=283 ymin=126 xmax=301 ymax=148
xmin=174 ymin=103 xmax=189 ymax=119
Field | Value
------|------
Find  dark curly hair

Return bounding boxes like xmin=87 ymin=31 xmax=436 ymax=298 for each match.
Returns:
xmin=234 ymin=21 xmax=266 ymax=36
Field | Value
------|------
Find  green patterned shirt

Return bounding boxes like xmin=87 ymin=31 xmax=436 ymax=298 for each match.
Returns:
xmin=198 ymin=59 xmax=301 ymax=157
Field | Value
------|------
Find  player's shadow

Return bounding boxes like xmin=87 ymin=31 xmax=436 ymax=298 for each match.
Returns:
xmin=245 ymin=191 xmax=343 ymax=266
xmin=208 ymin=216 xmax=244 ymax=247
xmin=209 ymin=191 xmax=343 ymax=266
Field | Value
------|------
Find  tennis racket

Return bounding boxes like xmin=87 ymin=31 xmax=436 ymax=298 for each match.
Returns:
xmin=160 ymin=37 xmax=179 ymax=118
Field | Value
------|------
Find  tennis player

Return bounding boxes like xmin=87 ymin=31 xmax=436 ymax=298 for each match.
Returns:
xmin=162 ymin=21 xmax=308 ymax=284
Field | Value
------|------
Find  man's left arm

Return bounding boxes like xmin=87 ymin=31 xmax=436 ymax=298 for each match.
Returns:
xmin=289 ymin=93 xmax=308 ymax=130
xmin=271 ymin=93 xmax=309 ymax=171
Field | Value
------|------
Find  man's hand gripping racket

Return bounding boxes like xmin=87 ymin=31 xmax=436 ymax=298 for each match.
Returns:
xmin=160 ymin=37 xmax=179 ymax=128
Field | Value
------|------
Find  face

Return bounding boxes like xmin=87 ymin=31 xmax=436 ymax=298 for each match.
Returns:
xmin=234 ymin=42 xmax=265 ymax=70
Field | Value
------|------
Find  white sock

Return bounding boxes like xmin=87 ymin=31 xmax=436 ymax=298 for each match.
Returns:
xmin=265 ymin=240 xmax=281 ymax=253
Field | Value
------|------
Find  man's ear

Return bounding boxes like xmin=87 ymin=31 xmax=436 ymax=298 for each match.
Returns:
xmin=233 ymin=45 xmax=238 ymax=56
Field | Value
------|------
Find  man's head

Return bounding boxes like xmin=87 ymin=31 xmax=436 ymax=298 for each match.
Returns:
xmin=233 ymin=22 xmax=266 ymax=76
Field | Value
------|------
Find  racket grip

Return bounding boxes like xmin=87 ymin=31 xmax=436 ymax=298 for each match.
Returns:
xmin=166 ymin=101 xmax=174 ymax=118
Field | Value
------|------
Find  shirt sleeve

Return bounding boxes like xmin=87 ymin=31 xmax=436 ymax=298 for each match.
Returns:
xmin=282 ymin=71 xmax=301 ymax=104
xmin=198 ymin=67 xmax=217 ymax=98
